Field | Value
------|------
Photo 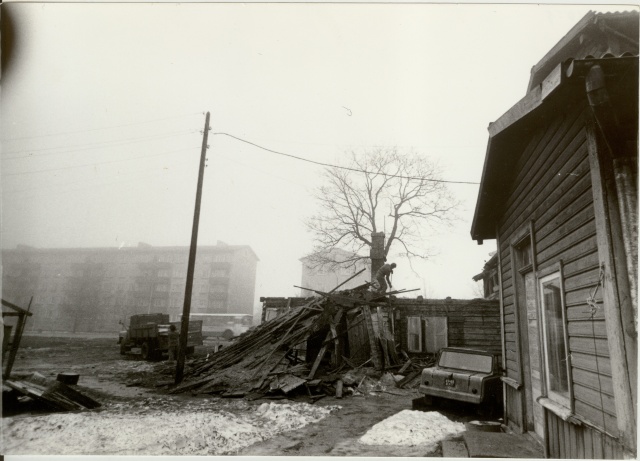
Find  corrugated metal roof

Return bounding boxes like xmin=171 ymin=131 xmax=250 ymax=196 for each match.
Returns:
xmin=471 ymin=10 xmax=638 ymax=242
xmin=528 ymin=10 xmax=638 ymax=92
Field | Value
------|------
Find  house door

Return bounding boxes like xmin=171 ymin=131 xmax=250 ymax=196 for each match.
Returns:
xmin=524 ymin=271 xmax=545 ymax=440
xmin=514 ymin=235 xmax=545 ymax=442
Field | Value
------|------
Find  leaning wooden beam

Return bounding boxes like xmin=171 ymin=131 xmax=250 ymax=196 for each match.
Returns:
xmin=1 ymin=299 xmax=34 ymax=316
xmin=327 ymin=268 xmax=366 ymax=293
xmin=376 ymin=306 xmax=391 ymax=368
xmin=3 ymin=297 xmax=32 ymax=379
xmin=308 ymin=308 xmax=344 ymax=379
xmin=361 ymin=305 xmax=382 ymax=370
xmin=251 ymin=308 xmax=308 ymax=379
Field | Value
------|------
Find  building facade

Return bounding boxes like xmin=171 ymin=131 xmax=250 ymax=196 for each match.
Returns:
xmin=1 ymin=242 xmax=258 ymax=334
xmin=471 ymin=11 xmax=637 ymax=458
xmin=299 ymin=248 xmax=370 ymax=296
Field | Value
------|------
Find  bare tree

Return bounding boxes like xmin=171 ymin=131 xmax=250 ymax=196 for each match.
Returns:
xmin=305 ymin=148 xmax=459 ymax=270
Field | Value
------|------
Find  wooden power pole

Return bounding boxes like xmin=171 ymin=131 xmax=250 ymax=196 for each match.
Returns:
xmin=175 ymin=111 xmax=210 ymax=384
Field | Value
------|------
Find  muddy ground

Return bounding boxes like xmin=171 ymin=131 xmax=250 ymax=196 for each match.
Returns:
xmin=3 ymin=335 xmax=491 ymax=456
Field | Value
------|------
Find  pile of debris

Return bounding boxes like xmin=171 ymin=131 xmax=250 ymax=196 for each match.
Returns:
xmin=171 ymin=283 xmax=432 ymax=401
xmin=4 ymin=372 xmax=101 ymax=412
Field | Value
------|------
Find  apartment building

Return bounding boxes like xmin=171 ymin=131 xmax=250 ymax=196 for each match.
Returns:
xmin=1 ymin=242 xmax=258 ymax=333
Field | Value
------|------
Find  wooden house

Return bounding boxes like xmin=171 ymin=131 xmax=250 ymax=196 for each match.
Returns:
xmin=471 ymin=11 xmax=637 ymax=458
xmin=391 ymin=297 xmax=501 ymax=357
xmin=261 ymin=295 xmax=500 ymax=369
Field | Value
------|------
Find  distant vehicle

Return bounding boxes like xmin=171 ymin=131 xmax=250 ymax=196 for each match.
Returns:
xmin=419 ymin=347 xmax=503 ymax=415
xmin=183 ymin=313 xmax=253 ymax=339
xmin=119 ymin=313 xmax=203 ymax=361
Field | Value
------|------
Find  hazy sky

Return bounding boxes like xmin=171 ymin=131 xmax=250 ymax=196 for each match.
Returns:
xmin=1 ymin=2 xmax=629 ymax=305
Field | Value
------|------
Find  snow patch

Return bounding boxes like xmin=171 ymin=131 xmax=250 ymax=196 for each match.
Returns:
xmin=3 ymin=401 xmax=341 ymax=455
xmin=359 ymin=410 xmax=465 ymax=447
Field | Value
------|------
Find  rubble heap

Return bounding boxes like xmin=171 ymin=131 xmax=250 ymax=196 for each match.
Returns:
xmin=171 ymin=284 xmax=432 ymax=400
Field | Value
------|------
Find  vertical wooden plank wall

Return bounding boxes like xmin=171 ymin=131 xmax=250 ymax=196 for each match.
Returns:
xmin=392 ymin=299 xmax=500 ymax=356
xmin=546 ymin=411 xmax=626 ymax=458
xmin=496 ymin=102 xmax=619 ymax=453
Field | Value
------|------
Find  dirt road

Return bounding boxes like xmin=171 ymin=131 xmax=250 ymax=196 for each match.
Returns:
xmin=3 ymin=335 xmax=480 ymax=456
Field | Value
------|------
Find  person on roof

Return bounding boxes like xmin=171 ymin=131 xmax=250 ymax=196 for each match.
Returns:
xmin=374 ymin=262 xmax=396 ymax=294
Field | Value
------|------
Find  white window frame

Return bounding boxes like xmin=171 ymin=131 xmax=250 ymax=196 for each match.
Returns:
xmin=538 ymin=269 xmax=572 ymax=409
xmin=407 ymin=316 xmax=423 ymax=352
xmin=424 ymin=316 xmax=448 ymax=353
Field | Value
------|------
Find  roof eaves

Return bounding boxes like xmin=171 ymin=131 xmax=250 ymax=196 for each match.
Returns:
xmin=527 ymin=11 xmax=597 ymax=91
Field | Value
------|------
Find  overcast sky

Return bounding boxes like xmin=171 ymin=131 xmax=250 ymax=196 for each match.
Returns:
xmin=1 ymin=2 xmax=630 ymax=307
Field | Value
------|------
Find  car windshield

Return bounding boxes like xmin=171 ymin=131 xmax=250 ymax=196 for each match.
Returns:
xmin=438 ymin=350 xmax=493 ymax=373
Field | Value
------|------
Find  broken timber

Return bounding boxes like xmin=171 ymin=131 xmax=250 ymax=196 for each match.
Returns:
xmin=171 ymin=283 xmax=413 ymax=398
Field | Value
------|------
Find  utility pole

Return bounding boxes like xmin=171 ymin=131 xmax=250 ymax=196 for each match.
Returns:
xmin=175 ymin=111 xmax=210 ymax=384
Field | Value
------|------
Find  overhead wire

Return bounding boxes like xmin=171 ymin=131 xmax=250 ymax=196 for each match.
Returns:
xmin=4 ymin=145 xmax=201 ymax=177
xmin=3 ymin=129 xmax=199 ymax=159
xmin=211 ymin=132 xmax=480 ymax=185
xmin=2 ymin=112 xmax=203 ymax=142
xmin=4 ymin=157 xmax=195 ymax=198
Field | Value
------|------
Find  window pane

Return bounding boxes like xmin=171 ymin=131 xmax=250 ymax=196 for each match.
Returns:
xmin=407 ymin=316 xmax=422 ymax=352
xmin=542 ymin=277 xmax=569 ymax=399
xmin=438 ymin=350 xmax=493 ymax=373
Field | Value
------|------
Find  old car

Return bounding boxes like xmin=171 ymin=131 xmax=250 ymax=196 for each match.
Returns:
xmin=419 ymin=347 xmax=502 ymax=414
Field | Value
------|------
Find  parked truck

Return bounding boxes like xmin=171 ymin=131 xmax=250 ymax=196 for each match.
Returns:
xmin=118 ymin=313 xmax=203 ymax=361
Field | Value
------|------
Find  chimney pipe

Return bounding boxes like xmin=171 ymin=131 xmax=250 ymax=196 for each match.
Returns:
xmin=370 ymin=232 xmax=386 ymax=280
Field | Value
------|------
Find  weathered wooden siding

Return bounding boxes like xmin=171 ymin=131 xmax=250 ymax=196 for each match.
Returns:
xmin=393 ymin=298 xmax=501 ymax=356
xmin=546 ymin=411 xmax=626 ymax=459
xmin=496 ymin=101 xmax=618 ymax=450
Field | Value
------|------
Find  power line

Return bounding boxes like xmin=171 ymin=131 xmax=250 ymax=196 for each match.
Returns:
xmin=2 ymin=112 xmax=203 ymax=142
xmin=212 ymin=132 xmax=480 ymax=185
xmin=3 ymin=158 xmax=194 ymax=197
xmin=4 ymin=146 xmax=200 ymax=177
xmin=3 ymin=129 xmax=199 ymax=159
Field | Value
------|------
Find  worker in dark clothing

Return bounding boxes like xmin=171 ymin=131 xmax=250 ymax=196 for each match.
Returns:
xmin=375 ymin=262 xmax=396 ymax=294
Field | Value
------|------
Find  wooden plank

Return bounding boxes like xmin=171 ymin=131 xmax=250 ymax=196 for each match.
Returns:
xmin=574 ymin=401 xmax=618 ymax=436
xmin=441 ymin=440 xmax=468 ymax=458
xmin=500 ymin=130 xmax=589 ymax=245
xmin=567 ymin=319 xmax=608 ymax=337
xmin=562 ymin=247 xmax=600 ymax=277
xmin=361 ymin=305 xmax=382 ymax=370
xmin=463 ymin=432 xmax=544 ymax=458
xmin=535 ymin=186 xmax=595 ymax=242
xmin=377 ymin=307 xmax=390 ymax=367
xmin=582 ymin=425 xmax=594 ymax=459
xmin=571 ymin=351 xmax=612 ymax=376
xmin=569 ymin=422 xmax=578 ymax=459
xmin=557 ymin=414 xmax=566 ymax=457
xmin=563 ymin=264 xmax=601 ymax=292
xmin=536 ymin=222 xmax=597 ymax=265
xmin=499 ymin=114 xmax=587 ymax=238
xmin=329 ymin=323 xmax=341 ymax=368
xmin=545 ymin=411 xmax=561 ymax=458
xmin=536 ymin=201 xmax=596 ymax=256
xmin=575 ymin=424 xmax=585 ymax=459
xmin=592 ymin=427 xmax=604 ymax=459
xmin=587 ymin=118 xmax=637 ymax=452
xmin=398 ymin=359 xmax=412 ymax=374
xmin=603 ymin=433 xmax=615 ymax=459
xmin=569 ymin=337 xmax=610 ymax=356
xmin=572 ymin=368 xmax=614 ymax=395
xmin=307 ymin=344 xmax=328 ymax=380
xmin=567 ymin=306 xmax=605 ymax=321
